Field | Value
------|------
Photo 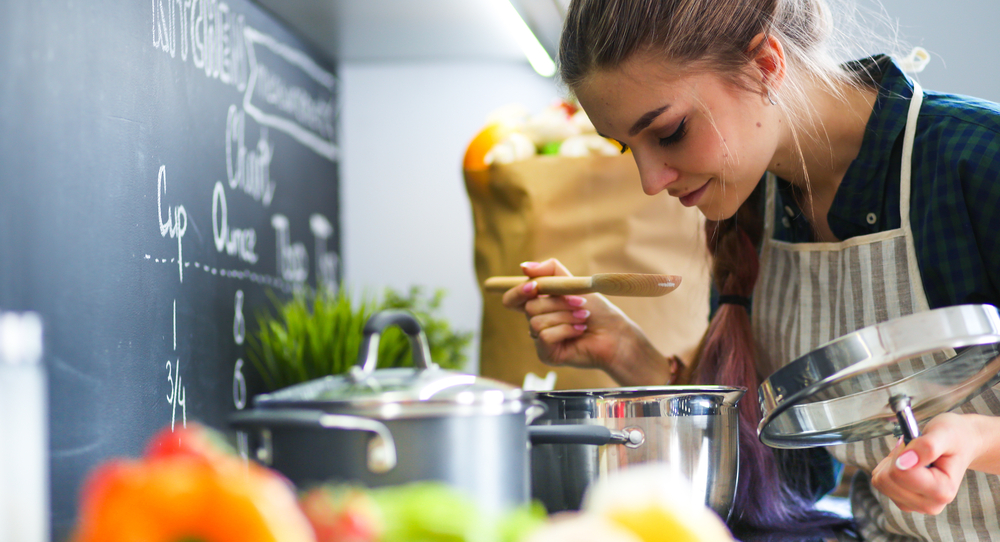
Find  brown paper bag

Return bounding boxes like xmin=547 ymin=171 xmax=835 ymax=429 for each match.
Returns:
xmin=465 ymin=154 xmax=711 ymax=390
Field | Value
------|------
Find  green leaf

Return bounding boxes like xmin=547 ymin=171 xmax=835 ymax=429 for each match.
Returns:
xmin=244 ymin=285 xmax=472 ymax=392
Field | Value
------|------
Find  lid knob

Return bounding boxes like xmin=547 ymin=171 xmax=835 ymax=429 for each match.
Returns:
xmin=352 ymin=310 xmax=436 ymax=381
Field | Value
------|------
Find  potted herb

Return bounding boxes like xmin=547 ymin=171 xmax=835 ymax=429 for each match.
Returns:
xmin=246 ymin=286 xmax=472 ymax=392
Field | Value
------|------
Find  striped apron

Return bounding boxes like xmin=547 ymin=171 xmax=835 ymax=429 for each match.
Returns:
xmin=751 ymin=83 xmax=1000 ymax=541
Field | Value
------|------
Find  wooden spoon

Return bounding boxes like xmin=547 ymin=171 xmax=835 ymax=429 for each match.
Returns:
xmin=483 ymin=273 xmax=681 ymax=297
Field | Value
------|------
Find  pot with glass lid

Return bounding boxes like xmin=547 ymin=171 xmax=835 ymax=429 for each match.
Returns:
xmin=231 ymin=310 xmax=536 ymax=512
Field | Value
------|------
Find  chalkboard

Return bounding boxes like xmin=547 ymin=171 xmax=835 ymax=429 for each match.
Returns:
xmin=0 ymin=1 xmax=339 ymax=538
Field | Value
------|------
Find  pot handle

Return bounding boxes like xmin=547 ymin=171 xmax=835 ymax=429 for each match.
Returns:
xmin=529 ymin=424 xmax=640 ymax=446
xmin=524 ymin=399 xmax=548 ymax=425
xmin=353 ymin=310 xmax=436 ymax=380
xmin=230 ymin=409 xmax=397 ymax=474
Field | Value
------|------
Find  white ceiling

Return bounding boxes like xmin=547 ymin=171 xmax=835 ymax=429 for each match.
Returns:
xmin=254 ymin=0 xmax=566 ymax=64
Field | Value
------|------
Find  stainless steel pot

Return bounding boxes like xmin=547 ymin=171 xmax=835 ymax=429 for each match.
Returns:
xmin=529 ymin=386 xmax=744 ymax=520
xmin=231 ymin=310 xmax=535 ymax=513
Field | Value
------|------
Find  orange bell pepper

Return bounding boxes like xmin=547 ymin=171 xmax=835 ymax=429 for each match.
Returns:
xmin=71 ymin=424 xmax=316 ymax=542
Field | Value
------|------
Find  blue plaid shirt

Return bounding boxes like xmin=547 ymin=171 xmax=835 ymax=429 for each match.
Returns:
xmin=773 ymin=55 xmax=1000 ymax=310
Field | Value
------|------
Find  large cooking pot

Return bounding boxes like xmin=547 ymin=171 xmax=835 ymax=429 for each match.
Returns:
xmin=231 ymin=310 xmax=537 ymax=512
xmin=530 ymin=386 xmax=744 ymax=520
xmin=231 ymin=310 xmax=728 ymax=514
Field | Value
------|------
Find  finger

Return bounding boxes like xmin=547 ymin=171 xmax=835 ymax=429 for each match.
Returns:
xmin=537 ymin=322 xmax=587 ymax=345
xmin=524 ymin=295 xmax=588 ymax=317
xmin=521 ymin=258 xmax=574 ymax=279
xmin=872 ymin=454 xmax=942 ymax=515
xmin=885 ymin=443 xmax=960 ymax=511
xmin=898 ymin=433 xmax=947 ymax=470
xmin=529 ymin=309 xmax=591 ymax=337
xmin=501 ymin=279 xmax=539 ymax=311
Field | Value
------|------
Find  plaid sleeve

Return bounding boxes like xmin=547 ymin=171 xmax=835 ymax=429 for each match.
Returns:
xmin=914 ymin=95 xmax=1000 ymax=309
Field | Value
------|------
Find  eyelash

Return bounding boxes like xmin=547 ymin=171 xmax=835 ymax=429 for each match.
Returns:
xmin=616 ymin=117 xmax=687 ymax=153
xmin=659 ymin=118 xmax=687 ymax=147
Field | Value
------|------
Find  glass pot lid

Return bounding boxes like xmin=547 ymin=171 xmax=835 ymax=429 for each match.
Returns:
xmin=758 ymin=304 xmax=1000 ymax=449
xmin=253 ymin=310 xmax=526 ymax=419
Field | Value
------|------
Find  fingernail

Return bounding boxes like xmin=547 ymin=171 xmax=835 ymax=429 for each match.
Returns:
xmin=522 ymin=281 xmax=536 ymax=294
xmin=573 ymin=324 xmax=587 ymax=332
xmin=566 ymin=296 xmax=587 ymax=307
xmin=572 ymin=310 xmax=590 ymax=319
xmin=896 ymin=450 xmax=919 ymax=470
xmin=520 ymin=261 xmax=541 ymax=269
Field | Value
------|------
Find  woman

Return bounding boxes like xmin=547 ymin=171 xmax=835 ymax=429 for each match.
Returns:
xmin=500 ymin=0 xmax=1000 ymax=540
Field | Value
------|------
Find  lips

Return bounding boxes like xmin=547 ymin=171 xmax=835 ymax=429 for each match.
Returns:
xmin=676 ymin=180 xmax=710 ymax=207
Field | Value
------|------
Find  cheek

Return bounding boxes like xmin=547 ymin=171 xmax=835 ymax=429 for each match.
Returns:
xmin=681 ymin=125 xmax=732 ymax=175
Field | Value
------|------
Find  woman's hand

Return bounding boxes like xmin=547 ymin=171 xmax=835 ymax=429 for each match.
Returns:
xmin=870 ymin=412 xmax=1000 ymax=515
xmin=500 ymin=258 xmax=674 ymax=386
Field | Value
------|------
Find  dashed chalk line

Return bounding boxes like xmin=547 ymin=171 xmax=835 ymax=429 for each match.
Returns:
xmin=143 ymin=254 xmax=293 ymax=291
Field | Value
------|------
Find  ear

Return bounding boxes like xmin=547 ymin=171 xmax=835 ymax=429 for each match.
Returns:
xmin=746 ymin=33 xmax=787 ymax=98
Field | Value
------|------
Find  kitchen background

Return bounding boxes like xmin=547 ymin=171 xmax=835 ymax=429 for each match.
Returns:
xmin=259 ymin=0 xmax=1000 ymax=373
xmin=2 ymin=0 xmax=999 ymax=539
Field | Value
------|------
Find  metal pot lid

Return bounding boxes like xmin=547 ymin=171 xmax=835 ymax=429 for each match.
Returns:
xmin=758 ymin=304 xmax=1000 ymax=449
xmin=254 ymin=365 xmax=527 ymax=418
xmin=253 ymin=310 xmax=527 ymax=419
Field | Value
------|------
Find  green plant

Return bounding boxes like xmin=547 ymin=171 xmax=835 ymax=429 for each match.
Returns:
xmin=246 ymin=286 xmax=472 ymax=391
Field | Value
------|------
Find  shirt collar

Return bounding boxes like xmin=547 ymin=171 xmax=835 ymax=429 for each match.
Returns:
xmin=827 ymin=55 xmax=916 ymax=237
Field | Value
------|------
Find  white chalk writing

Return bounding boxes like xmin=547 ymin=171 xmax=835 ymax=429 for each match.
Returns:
xmin=152 ymin=0 xmax=248 ymax=90
xmin=310 ymin=214 xmax=337 ymax=293
xmin=243 ymin=27 xmax=338 ymax=161
xmin=226 ymin=105 xmax=276 ymax=206
xmin=271 ymin=214 xmax=308 ymax=283
xmin=212 ymin=181 xmax=259 ymax=263
xmin=166 ymin=300 xmax=187 ymax=431
xmin=157 ymin=165 xmax=188 ymax=282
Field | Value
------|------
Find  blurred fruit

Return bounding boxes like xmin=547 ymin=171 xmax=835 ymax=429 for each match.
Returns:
xmin=571 ymin=109 xmax=596 ymax=133
xmin=464 ymin=123 xmax=511 ymax=171
xmin=484 ymin=133 xmax=537 ymax=166
xmin=299 ymin=486 xmax=382 ymax=542
xmin=556 ymin=100 xmax=579 ymax=118
xmin=558 ymin=135 xmax=620 ymax=157
xmin=583 ymin=463 xmax=734 ymax=542
xmin=145 ymin=422 xmax=235 ymax=464
xmin=522 ymin=105 xmax=580 ymax=146
xmin=540 ymin=141 xmax=562 ymax=155
xmin=299 ymin=481 xmax=546 ymax=542
xmin=71 ymin=424 xmax=316 ymax=542
xmin=521 ymin=513 xmax=641 ymax=542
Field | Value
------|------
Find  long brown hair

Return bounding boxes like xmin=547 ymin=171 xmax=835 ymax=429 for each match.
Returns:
xmin=559 ymin=0 xmax=868 ymax=529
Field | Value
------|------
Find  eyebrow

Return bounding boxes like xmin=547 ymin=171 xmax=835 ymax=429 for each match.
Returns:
xmin=628 ymin=105 xmax=671 ymax=136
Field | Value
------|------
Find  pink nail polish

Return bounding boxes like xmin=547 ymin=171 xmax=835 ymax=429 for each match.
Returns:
xmin=566 ymin=296 xmax=587 ymax=307
xmin=522 ymin=281 xmax=536 ymax=294
xmin=896 ymin=451 xmax=919 ymax=470
xmin=520 ymin=261 xmax=540 ymax=269
xmin=573 ymin=324 xmax=587 ymax=332
xmin=572 ymin=310 xmax=590 ymax=319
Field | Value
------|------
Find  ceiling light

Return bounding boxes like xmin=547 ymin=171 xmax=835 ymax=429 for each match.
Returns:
xmin=492 ymin=0 xmax=557 ymax=77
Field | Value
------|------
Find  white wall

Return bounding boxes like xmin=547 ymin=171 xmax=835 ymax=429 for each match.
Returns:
xmin=856 ymin=0 xmax=1000 ymax=102
xmin=338 ymin=61 xmax=561 ymax=372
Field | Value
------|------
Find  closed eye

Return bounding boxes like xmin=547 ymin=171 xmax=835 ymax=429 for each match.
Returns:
xmin=659 ymin=118 xmax=687 ymax=147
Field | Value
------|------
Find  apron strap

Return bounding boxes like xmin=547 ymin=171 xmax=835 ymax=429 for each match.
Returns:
xmin=900 ymin=81 xmax=923 ymax=228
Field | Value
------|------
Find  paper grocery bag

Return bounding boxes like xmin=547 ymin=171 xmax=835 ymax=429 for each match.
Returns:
xmin=465 ymin=154 xmax=711 ymax=390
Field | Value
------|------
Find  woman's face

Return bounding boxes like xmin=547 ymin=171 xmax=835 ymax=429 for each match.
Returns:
xmin=575 ymin=54 xmax=782 ymax=221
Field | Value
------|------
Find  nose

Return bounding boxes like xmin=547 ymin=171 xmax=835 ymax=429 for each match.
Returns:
xmin=637 ymin=158 xmax=681 ymax=196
